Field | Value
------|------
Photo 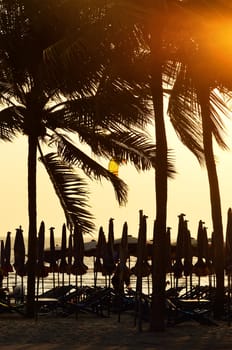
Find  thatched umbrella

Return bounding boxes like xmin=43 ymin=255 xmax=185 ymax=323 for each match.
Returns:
xmin=3 ymin=232 xmax=13 ymax=288
xmin=4 ymin=232 xmax=13 ymax=272
xmin=71 ymin=226 xmax=88 ymax=286
xmin=36 ymin=221 xmax=49 ymax=295
xmin=94 ymin=226 xmax=105 ymax=286
xmin=106 ymin=218 xmax=116 ymax=278
xmin=13 ymin=226 xmax=26 ymax=299
xmin=14 ymin=226 xmax=26 ymax=278
xmin=0 ymin=240 xmax=5 ymax=287
xmin=97 ymin=219 xmax=117 ymax=286
xmin=211 ymin=231 xmax=216 ymax=288
xmin=225 ymin=208 xmax=232 ymax=323
xmin=131 ymin=211 xmax=151 ymax=280
xmin=131 ymin=211 xmax=150 ymax=332
xmin=183 ymin=220 xmax=193 ymax=294
xmin=225 ymin=208 xmax=232 ymax=275
xmin=112 ymin=222 xmax=131 ymax=294
xmin=59 ymin=224 xmax=68 ymax=285
xmin=108 ymin=218 xmax=115 ymax=258
xmin=49 ymin=227 xmax=59 ymax=288
xmin=165 ymin=227 xmax=173 ymax=286
xmin=66 ymin=232 xmax=73 ymax=284
xmin=172 ymin=213 xmax=185 ymax=284
xmin=193 ymin=220 xmax=211 ymax=283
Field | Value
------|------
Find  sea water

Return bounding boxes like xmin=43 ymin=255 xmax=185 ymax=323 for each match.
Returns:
xmin=1 ymin=255 xmax=215 ymax=297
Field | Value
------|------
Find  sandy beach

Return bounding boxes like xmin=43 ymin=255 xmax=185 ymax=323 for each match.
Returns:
xmin=0 ymin=311 xmax=232 ymax=350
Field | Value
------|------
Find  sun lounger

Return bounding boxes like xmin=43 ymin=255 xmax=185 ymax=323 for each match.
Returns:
xmin=0 ymin=300 xmax=25 ymax=315
xmin=38 ymin=285 xmax=75 ymax=299
xmin=166 ymin=298 xmax=217 ymax=326
xmin=63 ymin=287 xmax=113 ymax=317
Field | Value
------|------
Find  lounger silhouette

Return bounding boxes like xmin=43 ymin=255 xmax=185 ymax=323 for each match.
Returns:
xmin=166 ymin=298 xmax=217 ymax=326
xmin=63 ymin=287 xmax=113 ymax=317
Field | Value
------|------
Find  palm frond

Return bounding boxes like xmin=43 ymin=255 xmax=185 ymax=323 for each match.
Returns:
xmin=39 ymin=152 xmax=95 ymax=234
xmin=209 ymin=90 xmax=230 ymax=150
xmin=0 ymin=106 xmax=24 ymax=140
xmin=167 ymin=64 xmax=205 ymax=164
xmin=46 ymin=80 xmax=152 ymax=133
xmin=53 ymin=135 xmax=128 ymax=205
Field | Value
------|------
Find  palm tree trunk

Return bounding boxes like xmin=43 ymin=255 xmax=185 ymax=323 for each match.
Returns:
xmin=150 ymin=25 xmax=168 ymax=332
xmin=26 ymin=134 xmax=38 ymax=317
xmin=199 ymin=86 xmax=224 ymax=318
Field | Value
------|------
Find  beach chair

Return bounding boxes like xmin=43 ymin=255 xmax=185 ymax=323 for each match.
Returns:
xmin=38 ymin=285 xmax=75 ymax=299
xmin=166 ymin=298 xmax=217 ymax=326
xmin=0 ymin=299 xmax=25 ymax=315
xmin=63 ymin=287 xmax=113 ymax=317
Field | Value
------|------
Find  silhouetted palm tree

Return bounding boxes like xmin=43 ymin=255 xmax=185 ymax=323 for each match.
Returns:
xmin=0 ymin=1 xmax=157 ymax=317
xmin=167 ymin=1 xmax=232 ymax=316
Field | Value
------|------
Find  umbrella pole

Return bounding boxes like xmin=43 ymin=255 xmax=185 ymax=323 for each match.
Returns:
xmin=52 ymin=271 xmax=55 ymax=289
xmin=42 ymin=276 xmax=44 ymax=294
xmin=169 ymin=272 xmax=173 ymax=289
xmin=190 ymin=273 xmax=193 ymax=298
xmin=94 ymin=256 xmax=98 ymax=288
xmin=62 ymin=272 xmax=65 ymax=286
xmin=36 ymin=276 xmax=40 ymax=298
xmin=21 ymin=276 xmax=24 ymax=303
xmin=147 ymin=275 xmax=150 ymax=295
xmin=57 ymin=271 xmax=60 ymax=287
xmin=185 ymin=276 xmax=188 ymax=297
xmin=228 ymin=274 xmax=231 ymax=326
xmin=75 ymin=274 xmax=78 ymax=289
xmin=6 ymin=273 xmax=9 ymax=290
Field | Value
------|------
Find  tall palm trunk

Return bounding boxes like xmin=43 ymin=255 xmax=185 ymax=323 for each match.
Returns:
xmin=26 ymin=134 xmax=38 ymax=317
xmin=199 ymin=86 xmax=224 ymax=318
xmin=150 ymin=27 xmax=168 ymax=332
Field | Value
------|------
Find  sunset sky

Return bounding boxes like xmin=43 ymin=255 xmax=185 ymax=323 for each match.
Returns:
xmin=0 ymin=102 xmax=232 ymax=245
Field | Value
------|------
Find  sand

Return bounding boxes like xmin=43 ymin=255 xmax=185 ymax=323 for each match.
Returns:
xmin=0 ymin=310 xmax=231 ymax=350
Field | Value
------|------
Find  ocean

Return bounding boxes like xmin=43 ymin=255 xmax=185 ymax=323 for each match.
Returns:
xmin=1 ymin=255 xmax=216 ymax=298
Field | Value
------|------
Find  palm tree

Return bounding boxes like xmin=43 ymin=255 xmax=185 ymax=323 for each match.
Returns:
xmin=0 ymin=1 xmax=159 ymax=317
xmin=44 ymin=1 xmax=184 ymax=331
xmin=167 ymin=1 xmax=232 ymax=317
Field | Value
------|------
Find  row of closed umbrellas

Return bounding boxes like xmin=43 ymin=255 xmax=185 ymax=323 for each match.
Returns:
xmin=1 ymin=208 xmax=232 ymax=291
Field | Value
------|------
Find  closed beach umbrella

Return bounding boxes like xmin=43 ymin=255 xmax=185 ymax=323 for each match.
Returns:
xmin=166 ymin=227 xmax=172 ymax=274
xmin=67 ymin=232 xmax=73 ymax=275
xmin=106 ymin=218 xmax=116 ymax=275
xmin=0 ymin=240 xmax=5 ymax=275
xmin=14 ymin=226 xmax=26 ymax=277
xmin=183 ymin=221 xmax=193 ymax=277
xmin=131 ymin=211 xmax=151 ymax=278
xmin=94 ymin=226 xmax=106 ymax=286
xmin=108 ymin=218 xmax=115 ymax=258
xmin=59 ymin=223 xmax=68 ymax=274
xmin=4 ymin=231 xmax=13 ymax=275
xmin=172 ymin=213 xmax=185 ymax=280
xmin=49 ymin=227 xmax=59 ymax=273
xmin=36 ymin=221 xmax=48 ymax=296
xmin=225 ymin=208 xmax=232 ymax=322
xmin=72 ymin=226 xmax=88 ymax=276
xmin=94 ymin=226 xmax=105 ymax=275
xmin=225 ymin=208 xmax=232 ymax=274
xmin=49 ymin=227 xmax=58 ymax=288
xmin=112 ymin=222 xmax=131 ymax=293
xmin=193 ymin=220 xmax=210 ymax=277
xmin=36 ymin=221 xmax=48 ymax=278
xmin=0 ymin=240 xmax=4 ymax=287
